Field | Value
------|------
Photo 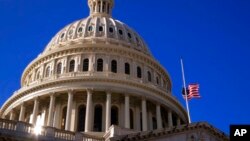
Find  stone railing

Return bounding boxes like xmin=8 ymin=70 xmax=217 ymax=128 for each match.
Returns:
xmin=0 ymin=118 xmax=104 ymax=141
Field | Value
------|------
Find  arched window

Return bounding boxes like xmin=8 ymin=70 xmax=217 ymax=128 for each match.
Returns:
xmin=147 ymin=71 xmax=151 ymax=82
xmin=137 ymin=67 xmax=142 ymax=78
xmin=69 ymin=60 xmax=75 ymax=72
xmin=94 ymin=105 xmax=102 ymax=132
xmin=125 ymin=63 xmax=130 ymax=75
xmin=61 ymin=107 xmax=67 ymax=130
xmin=111 ymin=60 xmax=117 ymax=73
xmin=57 ymin=63 xmax=62 ymax=74
xmin=111 ymin=106 xmax=119 ymax=125
xmin=45 ymin=66 xmax=50 ymax=77
xmin=130 ymin=109 xmax=134 ymax=129
xmin=77 ymin=105 xmax=86 ymax=132
xmin=97 ymin=59 xmax=103 ymax=72
xmin=82 ymin=59 xmax=89 ymax=72
xmin=156 ymin=76 xmax=159 ymax=84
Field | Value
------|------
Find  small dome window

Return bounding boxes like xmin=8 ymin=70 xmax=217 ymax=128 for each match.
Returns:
xmin=127 ymin=33 xmax=132 ymax=39
xmin=61 ymin=33 xmax=65 ymax=38
xmin=69 ymin=29 xmax=74 ymax=35
xmin=78 ymin=27 xmax=83 ymax=33
xmin=119 ymin=29 xmax=123 ymax=35
xmin=88 ymin=26 xmax=93 ymax=32
xmin=99 ymin=26 xmax=104 ymax=32
xmin=109 ymin=27 xmax=114 ymax=33
xmin=136 ymin=37 xmax=139 ymax=42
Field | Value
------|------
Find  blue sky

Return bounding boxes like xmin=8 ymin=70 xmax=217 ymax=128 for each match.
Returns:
xmin=0 ymin=0 xmax=250 ymax=134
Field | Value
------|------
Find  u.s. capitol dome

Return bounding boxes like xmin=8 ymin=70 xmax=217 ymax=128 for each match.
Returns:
xmin=0 ymin=0 xmax=228 ymax=141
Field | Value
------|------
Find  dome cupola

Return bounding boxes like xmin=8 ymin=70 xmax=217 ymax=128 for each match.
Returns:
xmin=88 ymin=0 xmax=114 ymax=17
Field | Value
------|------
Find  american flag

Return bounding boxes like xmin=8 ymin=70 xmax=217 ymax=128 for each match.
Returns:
xmin=182 ymin=83 xmax=200 ymax=100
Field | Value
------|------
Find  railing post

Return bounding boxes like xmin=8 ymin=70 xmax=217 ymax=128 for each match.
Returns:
xmin=45 ymin=127 xmax=55 ymax=140
xmin=16 ymin=121 xmax=26 ymax=132
xmin=75 ymin=132 xmax=83 ymax=141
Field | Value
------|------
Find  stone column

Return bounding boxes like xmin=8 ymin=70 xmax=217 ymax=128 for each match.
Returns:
xmin=156 ymin=104 xmax=163 ymax=129
xmin=124 ymin=95 xmax=130 ymax=129
xmin=65 ymin=91 xmax=73 ymax=131
xmin=47 ymin=94 xmax=56 ymax=126
xmin=105 ymin=92 xmax=111 ymax=131
xmin=10 ymin=110 xmax=15 ymax=120
xmin=100 ymin=1 xmax=103 ymax=12
xmin=142 ymin=99 xmax=147 ymax=131
xmin=168 ymin=110 xmax=173 ymax=127
xmin=177 ymin=117 xmax=181 ymax=126
xmin=19 ymin=103 xmax=26 ymax=122
xmin=85 ymin=89 xmax=93 ymax=132
xmin=31 ymin=98 xmax=39 ymax=125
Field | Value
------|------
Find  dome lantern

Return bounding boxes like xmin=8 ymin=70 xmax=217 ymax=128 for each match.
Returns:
xmin=88 ymin=0 xmax=114 ymax=17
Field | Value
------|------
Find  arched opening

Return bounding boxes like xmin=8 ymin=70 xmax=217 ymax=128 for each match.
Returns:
xmin=111 ymin=106 xmax=119 ymax=125
xmin=147 ymin=71 xmax=151 ymax=82
xmin=45 ymin=66 xmax=50 ymax=77
xmin=97 ymin=59 xmax=103 ymax=72
xmin=173 ymin=114 xmax=178 ymax=126
xmin=125 ymin=63 xmax=130 ymax=75
xmin=69 ymin=60 xmax=75 ymax=72
xmin=57 ymin=63 xmax=62 ymax=74
xmin=77 ymin=105 xmax=86 ymax=132
xmin=152 ymin=117 xmax=157 ymax=130
xmin=82 ymin=59 xmax=89 ymax=72
xmin=93 ymin=105 xmax=102 ymax=132
xmin=111 ymin=60 xmax=117 ymax=73
xmin=61 ymin=106 xmax=67 ymax=130
xmin=161 ymin=108 xmax=168 ymax=128
xmin=156 ymin=76 xmax=159 ymax=84
xmin=137 ymin=67 xmax=142 ymax=78
xmin=130 ymin=109 xmax=134 ymax=129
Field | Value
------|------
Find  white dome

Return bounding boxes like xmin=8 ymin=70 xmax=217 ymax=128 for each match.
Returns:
xmin=44 ymin=16 xmax=151 ymax=56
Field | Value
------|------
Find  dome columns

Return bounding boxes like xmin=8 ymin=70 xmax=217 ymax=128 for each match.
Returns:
xmin=47 ymin=94 xmax=56 ymax=127
xmin=19 ymin=103 xmax=26 ymax=122
xmin=65 ymin=90 xmax=74 ymax=130
xmin=168 ymin=110 xmax=173 ymax=127
xmin=105 ymin=91 xmax=111 ymax=131
xmin=141 ymin=98 xmax=147 ymax=131
xmin=9 ymin=110 xmax=16 ymax=121
xmin=2 ymin=89 xmax=185 ymax=133
xmin=156 ymin=104 xmax=163 ymax=129
xmin=85 ymin=89 xmax=93 ymax=132
xmin=124 ymin=95 xmax=130 ymax=129
xmin=88 ymin=0 xmax=114 ymax=17
xmin=31 ymin=97 xmax=39 ymax=125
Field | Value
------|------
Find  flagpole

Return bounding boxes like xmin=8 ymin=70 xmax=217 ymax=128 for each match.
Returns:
xmin=180 ymin=58 xmax=191 ymax=124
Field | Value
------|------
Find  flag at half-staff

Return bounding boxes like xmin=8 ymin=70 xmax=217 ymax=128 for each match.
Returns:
xmin=182 ymin=83 xmax=201 ymax=100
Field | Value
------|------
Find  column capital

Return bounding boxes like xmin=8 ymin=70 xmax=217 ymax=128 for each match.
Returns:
xmin=86 ymin=88 xmax=94 ymax=94
xmin=67 ymin=89 xmax=74 ymax=94
xmin=106 ymin=91 xmax=112 ymax=95
xmin=49 ymin=92 xmax=56 ymax=97
xmin=34 ymin=96 xmax=40 ymax=101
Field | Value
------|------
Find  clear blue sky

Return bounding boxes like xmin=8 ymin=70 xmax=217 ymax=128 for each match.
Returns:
xmin=0 ymin=0 xmax=250 ymax=134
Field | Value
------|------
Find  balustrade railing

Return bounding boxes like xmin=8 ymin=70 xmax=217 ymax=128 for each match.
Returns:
xmin=0 ymin=118 xmax=104 ymax=141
